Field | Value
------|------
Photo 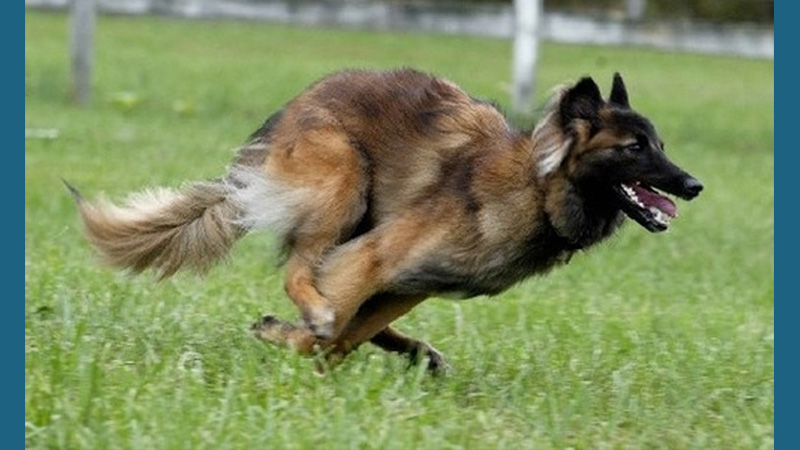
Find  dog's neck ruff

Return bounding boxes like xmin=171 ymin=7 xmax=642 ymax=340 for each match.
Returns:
xmin=542 ymin=208 xmax=584 ymax=253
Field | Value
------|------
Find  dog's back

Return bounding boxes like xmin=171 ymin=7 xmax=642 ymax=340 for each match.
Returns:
xmin=254 ymin=69 xmax=520 ymax=225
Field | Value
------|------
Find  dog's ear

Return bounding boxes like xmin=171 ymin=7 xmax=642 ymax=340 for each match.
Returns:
xmin=560 ymin=77 xmax=603 ymax=123
xmin=609 ymin=72 xmax=630 ymax=109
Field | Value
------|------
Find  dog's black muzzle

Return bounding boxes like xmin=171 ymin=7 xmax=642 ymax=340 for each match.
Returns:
xmin=643 ymin=152 xmax=703 ymax=201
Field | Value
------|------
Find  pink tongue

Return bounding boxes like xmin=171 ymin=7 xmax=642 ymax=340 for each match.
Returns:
xmin=631 ymin=184 xmax=677 ymax=217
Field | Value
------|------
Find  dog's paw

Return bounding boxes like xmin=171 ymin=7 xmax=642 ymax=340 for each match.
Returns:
xmin=250 ymin=314 xmax=279 ymax=331
xmin=251 ymin=314 xmax=290 ymax=344
xmin=409 ymin=343 xmax=450 ymax=375
xmin=423 ymin=346 xmax=451 ymax=375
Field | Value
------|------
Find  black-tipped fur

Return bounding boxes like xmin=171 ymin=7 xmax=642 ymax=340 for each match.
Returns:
xmin=62 ymin=179 xmax=84 ymax=203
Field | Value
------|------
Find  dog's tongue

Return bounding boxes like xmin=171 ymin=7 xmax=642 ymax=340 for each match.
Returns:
xmin=632 ymin=184 xmax=677 ymax=217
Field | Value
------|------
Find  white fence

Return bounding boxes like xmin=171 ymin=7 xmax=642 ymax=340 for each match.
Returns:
xmin=26 ymin=0 xmax=773 ymax=59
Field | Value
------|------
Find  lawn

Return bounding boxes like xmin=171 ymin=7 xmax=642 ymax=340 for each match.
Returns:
xmin=25 ymin=10 xmax=774 ymax=450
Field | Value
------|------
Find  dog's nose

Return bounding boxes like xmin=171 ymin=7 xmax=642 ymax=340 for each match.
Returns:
xmin=683 ymin=178 xmax=703 ymax=198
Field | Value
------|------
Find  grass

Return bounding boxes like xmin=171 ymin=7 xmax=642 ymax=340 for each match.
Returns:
xmin=25 ymin=10 xmax=773 ymax=450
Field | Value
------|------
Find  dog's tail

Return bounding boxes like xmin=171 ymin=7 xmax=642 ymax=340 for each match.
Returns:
xmin=66 ymin=136 xmax=315 ymax=279
xmin=65 ymin=176 xmax=248 ymax=279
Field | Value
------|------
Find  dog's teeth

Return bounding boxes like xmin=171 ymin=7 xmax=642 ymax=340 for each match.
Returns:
xmin=622 ymin=185 xmax=640 ymax=203
xmin=625 ymin=189 xmax=637 ymax=200
xmin=648 ymin=207 xmax=671 ymax=226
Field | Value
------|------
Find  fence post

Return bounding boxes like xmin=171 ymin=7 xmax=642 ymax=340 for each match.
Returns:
xmin=512 ymin=0 xmax=541 ymax=117
xmin=625 ymin=0 xmax=647 ymax=21
xmin=70 ymin=0 xmax=95 ymax=106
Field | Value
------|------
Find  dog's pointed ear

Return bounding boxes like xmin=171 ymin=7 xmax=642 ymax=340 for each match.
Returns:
xmin=560 ymin=77 xmax=603 ymax=123
xmin=609 ymin=72 xmax=630 ymax=109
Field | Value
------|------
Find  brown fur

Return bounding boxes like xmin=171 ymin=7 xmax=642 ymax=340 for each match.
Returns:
xmin=72 ymin=68 xmax=700 ymax=373
xmin=71 ymin=181 xmax=244 ymax=279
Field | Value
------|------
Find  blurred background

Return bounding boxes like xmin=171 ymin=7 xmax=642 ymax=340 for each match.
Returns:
xmin=27 ymin=0 xmax=773 ymax=112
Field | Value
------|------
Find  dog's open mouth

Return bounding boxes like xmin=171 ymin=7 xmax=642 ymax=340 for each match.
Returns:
xmin=614 ymin=182 xmax=677 ymax=232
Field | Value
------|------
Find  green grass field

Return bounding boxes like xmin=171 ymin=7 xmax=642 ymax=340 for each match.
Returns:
xmin=25 ymin=10 xmax=774 ymax=449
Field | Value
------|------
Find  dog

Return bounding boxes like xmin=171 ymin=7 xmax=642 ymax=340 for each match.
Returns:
xmin=68 ymin=69 xmax=702 ymax=372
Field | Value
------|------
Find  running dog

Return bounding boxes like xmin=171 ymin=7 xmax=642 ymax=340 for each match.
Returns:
xmin=68 ymin=69 xmax=703 ymax=372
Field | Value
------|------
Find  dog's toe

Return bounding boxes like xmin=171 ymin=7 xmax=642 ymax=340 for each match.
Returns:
xmin=251 ymin=314 xmax=293 ymax=344
xmin=251 ymin=314 xmax=278 ymax=331
xmin=424 ymin=347 xmax=451 ymax=375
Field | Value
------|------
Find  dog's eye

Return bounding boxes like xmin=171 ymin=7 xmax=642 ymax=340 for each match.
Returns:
xmin=621 ymin=143 xmax=640 ymax=152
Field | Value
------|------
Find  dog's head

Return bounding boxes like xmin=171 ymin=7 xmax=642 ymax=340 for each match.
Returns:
xmin=534 ymin=73 xmax=703 ymax=232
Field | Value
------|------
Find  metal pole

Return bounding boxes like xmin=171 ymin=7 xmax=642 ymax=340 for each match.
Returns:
xmin=512 ymin=0 xmax=541 ymax=117
xmin=625 ymin=0 xmax=647 ymax=21
xmin=70 ymin=0 xmax=95 ymax=106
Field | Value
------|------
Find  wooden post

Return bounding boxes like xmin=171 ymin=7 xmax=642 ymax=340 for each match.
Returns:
xmin=512 ymin=0 xmax=541 ymax=117
xmin=70 ymin=0 xmax=95 ymax=106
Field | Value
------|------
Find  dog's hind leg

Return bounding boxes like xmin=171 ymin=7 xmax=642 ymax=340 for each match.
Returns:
xmin=252 ymin=233 xmax=393 ymax=356
xmin=282 ymin=248 xmax=338 ymax=339
xmin=263 ymin=124 xmax=370 ymax=339
xmin=370 ymin=327 xmax=448 ymax=374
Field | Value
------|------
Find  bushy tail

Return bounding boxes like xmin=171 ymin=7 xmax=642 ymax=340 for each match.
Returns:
xmin=65 ymin=178 xmax=246 ymax=279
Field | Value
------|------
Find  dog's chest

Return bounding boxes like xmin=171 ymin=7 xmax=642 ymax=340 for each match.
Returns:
xmin=389 ymin=229 xmax=576 ymax=299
